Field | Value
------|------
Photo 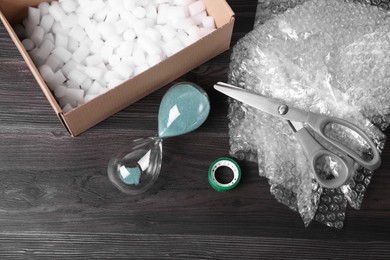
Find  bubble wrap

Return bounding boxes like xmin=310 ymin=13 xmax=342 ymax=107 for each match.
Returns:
xmin=228 ymin=0 xmax=389 ymax=228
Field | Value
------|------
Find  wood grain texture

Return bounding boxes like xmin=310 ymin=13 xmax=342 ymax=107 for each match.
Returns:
xmin=0 ymin=0 xmax=389 ymax=259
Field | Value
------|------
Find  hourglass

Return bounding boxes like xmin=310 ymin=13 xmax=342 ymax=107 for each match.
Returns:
xmin=108 ymin=82 xmax=211 ymax=195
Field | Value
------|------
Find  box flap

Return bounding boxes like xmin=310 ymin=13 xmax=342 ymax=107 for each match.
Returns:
xmin=204 ymin=0 xmax=235 ymax=28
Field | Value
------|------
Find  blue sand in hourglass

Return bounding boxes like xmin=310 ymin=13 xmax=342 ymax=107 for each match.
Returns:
xmin=158 ymin=83 xmax=210 ymax=138
xmin=108 ymin=82 xmax=210 ymax=195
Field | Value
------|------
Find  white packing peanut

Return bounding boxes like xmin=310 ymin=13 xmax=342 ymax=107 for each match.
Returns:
xmin=67 ymin=37 xmax=79 ymax=53
xmin=43 ymin=33 xmax=55 ymax=43
xmin=123 ymin=30 xmax=136 ymax=42
xmin=22 ymin=39 xmax=35 ymax=51
xmin=108 ymin=55 xmax=121 ymax=67
xmin=113 ymin=62 xmax=133 ymax=78
xmin=38 ymin=2 xmax=50 ymax=16
xmin=202 ymin=16 xmax=216 ymax=29
xmin=55 ymin=33 xmax=69 ymax=48
xmin=52 ymin=46 xmax=72 ymax=63
xmin=36 ymin=39 xmax=55 ymax=62
xmin=72 ymin=45 xmax=90 ymax=63
xmin=188 ymin=0 xmax=206 ymax=17
xmin=162 ymin=38 xmax=184 ymax=57
xmin=69 ymin=25 xmax=86 ymax=42
xmin=87 ymin=81 xmax=104 ymax=95
xmin=54 ymin=84 xmax=67 ymax=98
xmin=132 ymin=47 xmax=146 ymax=67
xmin=48 ymin=2 xmax=66 ymax=21
xmin=68 ymin=69 xmax=88 ymax=85
xmin=46 ymin=54 xmax=64 ymax=72
xmin=65 ymin=88 xmax=84 ymax=103
xmin=104 ymin=70 xmax=124 ymax=85
xmin=61 ymin=60 xmax=78 ymax=77
xmin=61 ymin=14 xmax=78 ymax=29
xmin=31 ymin=26 xmax=45 ymax=46
xmin=40 ymin=14 xmax=55 ymax=33
xmin=84 ymin=66 xmax=104 ymax=81
xmin=191 ymin=10 xmax=207 ymax=25
xmin=66 ymin=79 xmax=80 ymax=89
xmin=62 ymin=103 xmax=73 ymax=112
xmin=90 ymin=40 xmax=104 ymax=54
xmin=85 ymin=54 xmax=103 ymax=66
xmin=137 ymin=36 xmax=162 ymax=55
xmin=80 ymin=78 xmax=92 ymax=90
xmin=60 ymin=0 xmax=77 ymax=13
xmin=28 ymin=7 xmax=41 ymax=26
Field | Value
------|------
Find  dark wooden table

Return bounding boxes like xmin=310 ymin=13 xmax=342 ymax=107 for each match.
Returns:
xmin=0 ymin=1 xmax=389 ymax=259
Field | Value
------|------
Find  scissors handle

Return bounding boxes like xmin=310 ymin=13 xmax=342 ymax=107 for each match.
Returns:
xmin=307 ymin=113 xmax=381 ymax=170
xmin=295 ymin=127 xmax=355 ymax=188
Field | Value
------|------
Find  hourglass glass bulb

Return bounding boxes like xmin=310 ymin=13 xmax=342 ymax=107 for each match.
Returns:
xmin=108 ymin=137 xmax=163 ymax=195
xmin=108 ymin=82 xmax=210 ymax=195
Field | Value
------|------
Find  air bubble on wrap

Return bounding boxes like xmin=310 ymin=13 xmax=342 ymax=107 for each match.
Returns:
xmin=228 ymin=0 xmax=389 ymax=227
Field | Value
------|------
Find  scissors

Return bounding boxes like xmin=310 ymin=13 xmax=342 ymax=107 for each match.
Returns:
xmin=214 ymin=82 xmax=381 ymax=188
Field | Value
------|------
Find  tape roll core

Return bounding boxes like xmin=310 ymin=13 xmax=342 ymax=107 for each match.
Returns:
xmin=208 ymin=157 xmax=241 ymax=192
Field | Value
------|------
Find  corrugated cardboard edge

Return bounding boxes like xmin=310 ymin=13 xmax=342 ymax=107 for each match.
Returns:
xmin=0 ymin=7 xmax=65 ymax=124
xmin=0 ymin=0 xmax=235 ymax=136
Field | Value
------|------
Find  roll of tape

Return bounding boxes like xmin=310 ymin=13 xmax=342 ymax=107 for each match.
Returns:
xmin=208 ymin=157 xmax=241 ymax=192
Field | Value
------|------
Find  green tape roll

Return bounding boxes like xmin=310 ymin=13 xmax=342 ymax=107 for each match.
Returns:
xmin=208 ymin=157 xmax=241 ymax=192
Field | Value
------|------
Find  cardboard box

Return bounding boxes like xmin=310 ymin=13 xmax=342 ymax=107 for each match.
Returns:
xmin=0 ymin=0 xmax=235 ymax=136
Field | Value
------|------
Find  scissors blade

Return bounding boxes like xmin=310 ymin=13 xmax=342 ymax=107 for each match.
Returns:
xmin=214 ymin=82 xmax=308 ymax=122
xmin=214 ymin=82 xmax=284 ymax=118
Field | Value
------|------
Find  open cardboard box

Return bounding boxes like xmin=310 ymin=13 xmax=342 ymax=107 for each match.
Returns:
xmin=0 ymin=0 xmax=235 ymax=136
